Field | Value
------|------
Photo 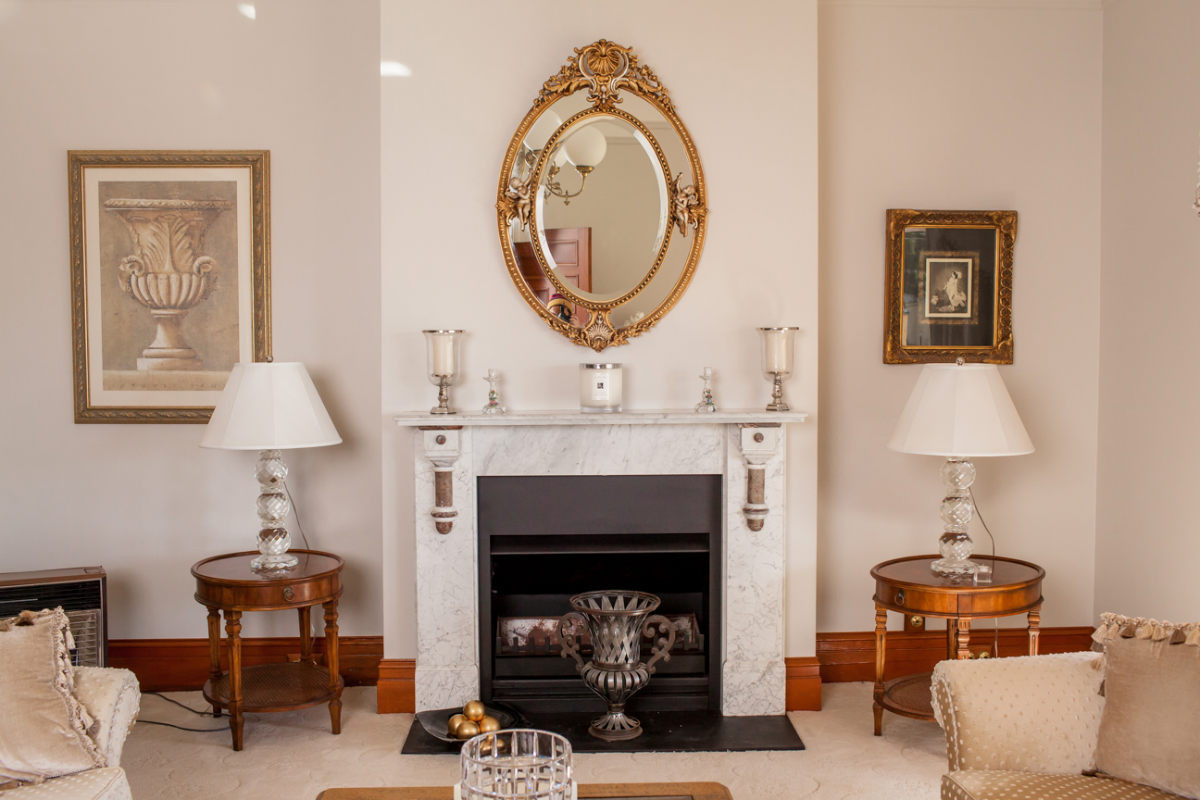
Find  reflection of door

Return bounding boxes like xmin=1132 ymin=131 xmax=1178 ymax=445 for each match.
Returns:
xmin=514 ymin=228 xmax=591 ymax=327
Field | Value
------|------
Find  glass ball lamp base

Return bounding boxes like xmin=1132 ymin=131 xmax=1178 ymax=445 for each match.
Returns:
xmin=930 ymin=531 xmax=979 ymax=576
xmin=930 ymin=458 xmax=979 ymax=577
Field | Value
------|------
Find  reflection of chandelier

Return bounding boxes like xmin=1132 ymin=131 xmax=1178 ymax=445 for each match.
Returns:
xmin=521 ymin=112 xmax=608 ymax=206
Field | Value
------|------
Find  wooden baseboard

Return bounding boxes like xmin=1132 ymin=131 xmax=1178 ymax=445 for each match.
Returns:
xmin=377 ymin=658 xmax=416 ymax=713
xmin=785 ymin=656 xmax=821 ymax=711
xmin=815 ymin=625 xmax=1094 ymax=684
xmin=111 ymin=625 xmax=1093 ymax=711
xmin=108 ymin=635 xmax=383 ymax=692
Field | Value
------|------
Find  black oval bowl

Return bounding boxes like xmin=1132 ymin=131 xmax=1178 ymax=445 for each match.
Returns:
xmin=415 ymin=702 xmax=526 ymax=744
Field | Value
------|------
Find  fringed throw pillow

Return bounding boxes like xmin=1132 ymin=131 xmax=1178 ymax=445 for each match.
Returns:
xmin=1093 ymin=612 xmax=1200 ymax=798
xmin=0 ymin=608 xmax=103 ymax=785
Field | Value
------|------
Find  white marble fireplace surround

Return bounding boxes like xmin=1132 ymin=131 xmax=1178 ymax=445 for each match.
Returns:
xmin=394 ymin=409 xmax=809 ymax=716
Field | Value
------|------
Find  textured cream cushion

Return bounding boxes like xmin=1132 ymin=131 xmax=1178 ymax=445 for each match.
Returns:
xmin=931 ymin=651 xmax=1105 ymax=774
xmin=942 ymin=770 xmax=1185 ymax=800
xmin=0 ymin=609 xmax=104 ymax=784
xmin=1093 ymin=613 xmax=1200 ymax=798
xmin=72 ymin=668 xmax=140 ymax=767
xmin=0 ymin=767 xmax=131 ymax=800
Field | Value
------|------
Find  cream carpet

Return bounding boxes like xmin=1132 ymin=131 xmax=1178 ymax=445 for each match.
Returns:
xmin=122 ymin=683 xmax=947 ymax=799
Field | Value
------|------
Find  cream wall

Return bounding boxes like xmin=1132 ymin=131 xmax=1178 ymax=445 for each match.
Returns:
xmin=0 ymin=0 xmax=382 ymax=638
xmin=380 ymin=1 xmax=820 ymax=657
xmin=1095 ymin=0 xmax=1200 ymax=620
xmin=818 ymin=1 xmax=1103 ymax=631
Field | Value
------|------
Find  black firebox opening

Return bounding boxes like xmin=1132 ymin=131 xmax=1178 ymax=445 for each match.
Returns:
xmin=478 ymin=474 xmax=722 ymax=715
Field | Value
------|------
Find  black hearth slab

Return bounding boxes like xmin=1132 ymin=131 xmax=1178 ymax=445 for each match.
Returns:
xmin=401 ymin=710 xmax=804 ymax=755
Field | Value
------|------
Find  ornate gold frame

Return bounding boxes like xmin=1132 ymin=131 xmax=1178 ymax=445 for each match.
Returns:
xmin=884 ymin=209 xmax=1016 ymax=365
xmin=496 ymin=40 xmax=707 ymax=351
xmin=68 ymin=150 xmax=271 ymax=423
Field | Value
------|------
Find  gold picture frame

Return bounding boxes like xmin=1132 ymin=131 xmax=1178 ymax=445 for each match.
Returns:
xmin=68 ymin=150 xmax=271 ymax=423
xmin=884 ymin=209 xmax=1016 ymax=364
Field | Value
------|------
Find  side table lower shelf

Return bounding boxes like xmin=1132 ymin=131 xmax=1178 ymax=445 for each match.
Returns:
xmin=203 ymin=661 xmax=344 ymax=713
xmin=874 ymin=672 xmax=934 ymax=722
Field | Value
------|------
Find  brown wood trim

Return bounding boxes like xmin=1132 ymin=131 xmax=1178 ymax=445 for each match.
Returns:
xmin=109 ymin=636 xmax=382 ymax=692
xmin=376 ymin=658 xmax=416 ymax=713
xmin=816 ymin=625 xmax=1094 ymax=683
xmin=785 ymin=656 xmax=821 ymax=711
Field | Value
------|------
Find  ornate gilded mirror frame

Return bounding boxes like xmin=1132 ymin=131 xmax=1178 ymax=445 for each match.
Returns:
xmin=496 ymin=40 xmax=707 ymax=351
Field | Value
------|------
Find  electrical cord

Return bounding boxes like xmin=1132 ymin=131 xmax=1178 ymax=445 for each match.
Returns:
xmin=137 ymin=692 xmax=226 ymax=732
xmin=969 ymin=487 xmax=1002 ymax=657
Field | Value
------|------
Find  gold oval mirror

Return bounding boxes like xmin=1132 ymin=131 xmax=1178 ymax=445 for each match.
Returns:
xmin=496 ymin=40 xmax=707 ymax=351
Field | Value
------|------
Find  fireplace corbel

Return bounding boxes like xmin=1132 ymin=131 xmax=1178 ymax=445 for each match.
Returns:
xmin=738 ymin=423 xmax=780 ymax=532
xmin=420 ymin=426 xmax=461 ymax=534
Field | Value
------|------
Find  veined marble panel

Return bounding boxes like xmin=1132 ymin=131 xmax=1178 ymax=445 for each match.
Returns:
xmin=473 ymin=424 xmax=725 ymax=476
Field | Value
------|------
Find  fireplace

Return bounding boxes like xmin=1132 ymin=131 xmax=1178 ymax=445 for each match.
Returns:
xmin=392 ymin=410 xmax=810 ymax=718
xmin=478 ymin=474 xmax=722 ymax=714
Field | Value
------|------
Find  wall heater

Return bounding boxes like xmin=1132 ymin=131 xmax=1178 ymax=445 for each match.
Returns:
xmin=0 ymin=566 xmax=108 ymax=667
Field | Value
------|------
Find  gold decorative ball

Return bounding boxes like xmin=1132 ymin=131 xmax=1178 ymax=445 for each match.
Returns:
xmin=478 ymin=715 xmax=500 ymax=733
xmin=463 ymin=700 xmax=486 ymax=721
xmin=455 ymin=720 xmax=480 ymax=739
xmin=447 ymin=713 xmax=468 ymax=736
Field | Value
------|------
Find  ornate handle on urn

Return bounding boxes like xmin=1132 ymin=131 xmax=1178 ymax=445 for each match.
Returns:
xmin=556 ymin=611 xmax=587 ymax=671
xmin=642 ymin=614 xmax=677 ymax=672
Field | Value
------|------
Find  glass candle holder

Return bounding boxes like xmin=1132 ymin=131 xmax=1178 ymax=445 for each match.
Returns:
xmin=758 ymin=327 xmax=799 ymax=411
xmin=459 ymin=729 xmax=575 ymax=800
xmin=423 ymin=329 xmax=464 ymax=415
xmin=578 ymin=363 xmax=622 ymax=413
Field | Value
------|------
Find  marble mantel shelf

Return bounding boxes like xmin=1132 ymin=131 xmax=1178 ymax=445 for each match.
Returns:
xmin=394 ymin=409 xmax=809 ymax=427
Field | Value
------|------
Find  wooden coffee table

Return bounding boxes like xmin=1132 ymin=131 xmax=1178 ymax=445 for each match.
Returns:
xmin=316 ymin=783 xmax=731 ymax=799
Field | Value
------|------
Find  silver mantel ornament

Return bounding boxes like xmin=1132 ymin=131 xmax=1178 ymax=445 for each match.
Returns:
xmin=481 ymin=368 xmax=507 ymax=415
xmin=695 ymin=366 xmax=717 ymax=412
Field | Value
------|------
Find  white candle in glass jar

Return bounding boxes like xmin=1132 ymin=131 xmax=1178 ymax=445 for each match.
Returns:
xmin=579 ymin=363 xmax=622 ymax=412
xmin=431 ymin=334 xmax=455 ymax=376
xmin=760 ymin=327 xmax=796 ymax=374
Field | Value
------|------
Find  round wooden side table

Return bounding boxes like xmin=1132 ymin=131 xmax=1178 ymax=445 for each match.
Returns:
xmin=870 ymin=554 xmax=1044 ymax=735
xmin=192 ymin=549 xmax=344 ymax=751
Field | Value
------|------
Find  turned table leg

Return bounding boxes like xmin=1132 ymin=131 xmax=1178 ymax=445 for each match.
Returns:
xmin=873 ymin=604 xmax=887 ymax=736
xmin=299 ymin=605 xmax=313 ymax=663
xmin=224 ymin=609 xmax=244 ymax=751
xmin=1028 ymin=606 xmax=1041 ymax=656
xmin=206 ymin=607 xmax=223 ymax=717
xmin=324 ymin=599 xmax=342 ymax=735
xmin=955 ymin=618 xmax=971 ymax=660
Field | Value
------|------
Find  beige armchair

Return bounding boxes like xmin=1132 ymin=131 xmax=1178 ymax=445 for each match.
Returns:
xmin=4 ymin=666 xmax=140 ymax=800
xmin=931 ymin=651 xmax=1185 ymax=799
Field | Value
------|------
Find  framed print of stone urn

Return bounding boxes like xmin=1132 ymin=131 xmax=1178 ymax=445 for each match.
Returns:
xmin=68 ymin=150 xmax=271 ymax=422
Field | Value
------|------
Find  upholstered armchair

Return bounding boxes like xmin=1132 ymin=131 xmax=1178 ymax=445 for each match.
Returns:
xmin=1 ymin=610 xmax=141 ymax=800
xmin=931 ymin=619 xmax=1199 ymax=800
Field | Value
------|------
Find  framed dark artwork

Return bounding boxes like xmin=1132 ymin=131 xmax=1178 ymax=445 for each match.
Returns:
xmin=68 ymin=150 xmax=271 ymax=422
xmin=884 ymin=209 xmax=1016 ymax=364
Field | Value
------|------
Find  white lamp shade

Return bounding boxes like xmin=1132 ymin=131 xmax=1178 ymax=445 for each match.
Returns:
xmin=888 ymin=363 xmax=1033 ymax=457
xmin=564 ymin=126 xmax=607 ymax=169
xmin=200 ymin=362 xmax=342 ymax=450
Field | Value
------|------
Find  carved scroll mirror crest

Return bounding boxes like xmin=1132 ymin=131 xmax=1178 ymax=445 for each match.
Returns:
xmin=496 ymin=40 xmax=707 ymax=351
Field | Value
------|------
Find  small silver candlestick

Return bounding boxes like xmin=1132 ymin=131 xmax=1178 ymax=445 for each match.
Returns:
xmin=759 ymin=327 xmax=799 ymax=412
xmin=695 ymin=367 xmax=717 ymax=413
xmin=423 ymin=329 xmax=463 ymax=415
xmin=482 ymin=368 xmax=507 ymax=415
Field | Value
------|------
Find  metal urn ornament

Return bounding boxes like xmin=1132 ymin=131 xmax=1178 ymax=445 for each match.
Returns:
xmin=556 ymin=590 xmax=676 ymax=741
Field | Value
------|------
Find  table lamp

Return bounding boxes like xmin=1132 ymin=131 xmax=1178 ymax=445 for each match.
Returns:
xmin=888 ymin=361 xmax=1033 ymax=577
xmin=201 ymin=362 xmax=342 ymax=572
